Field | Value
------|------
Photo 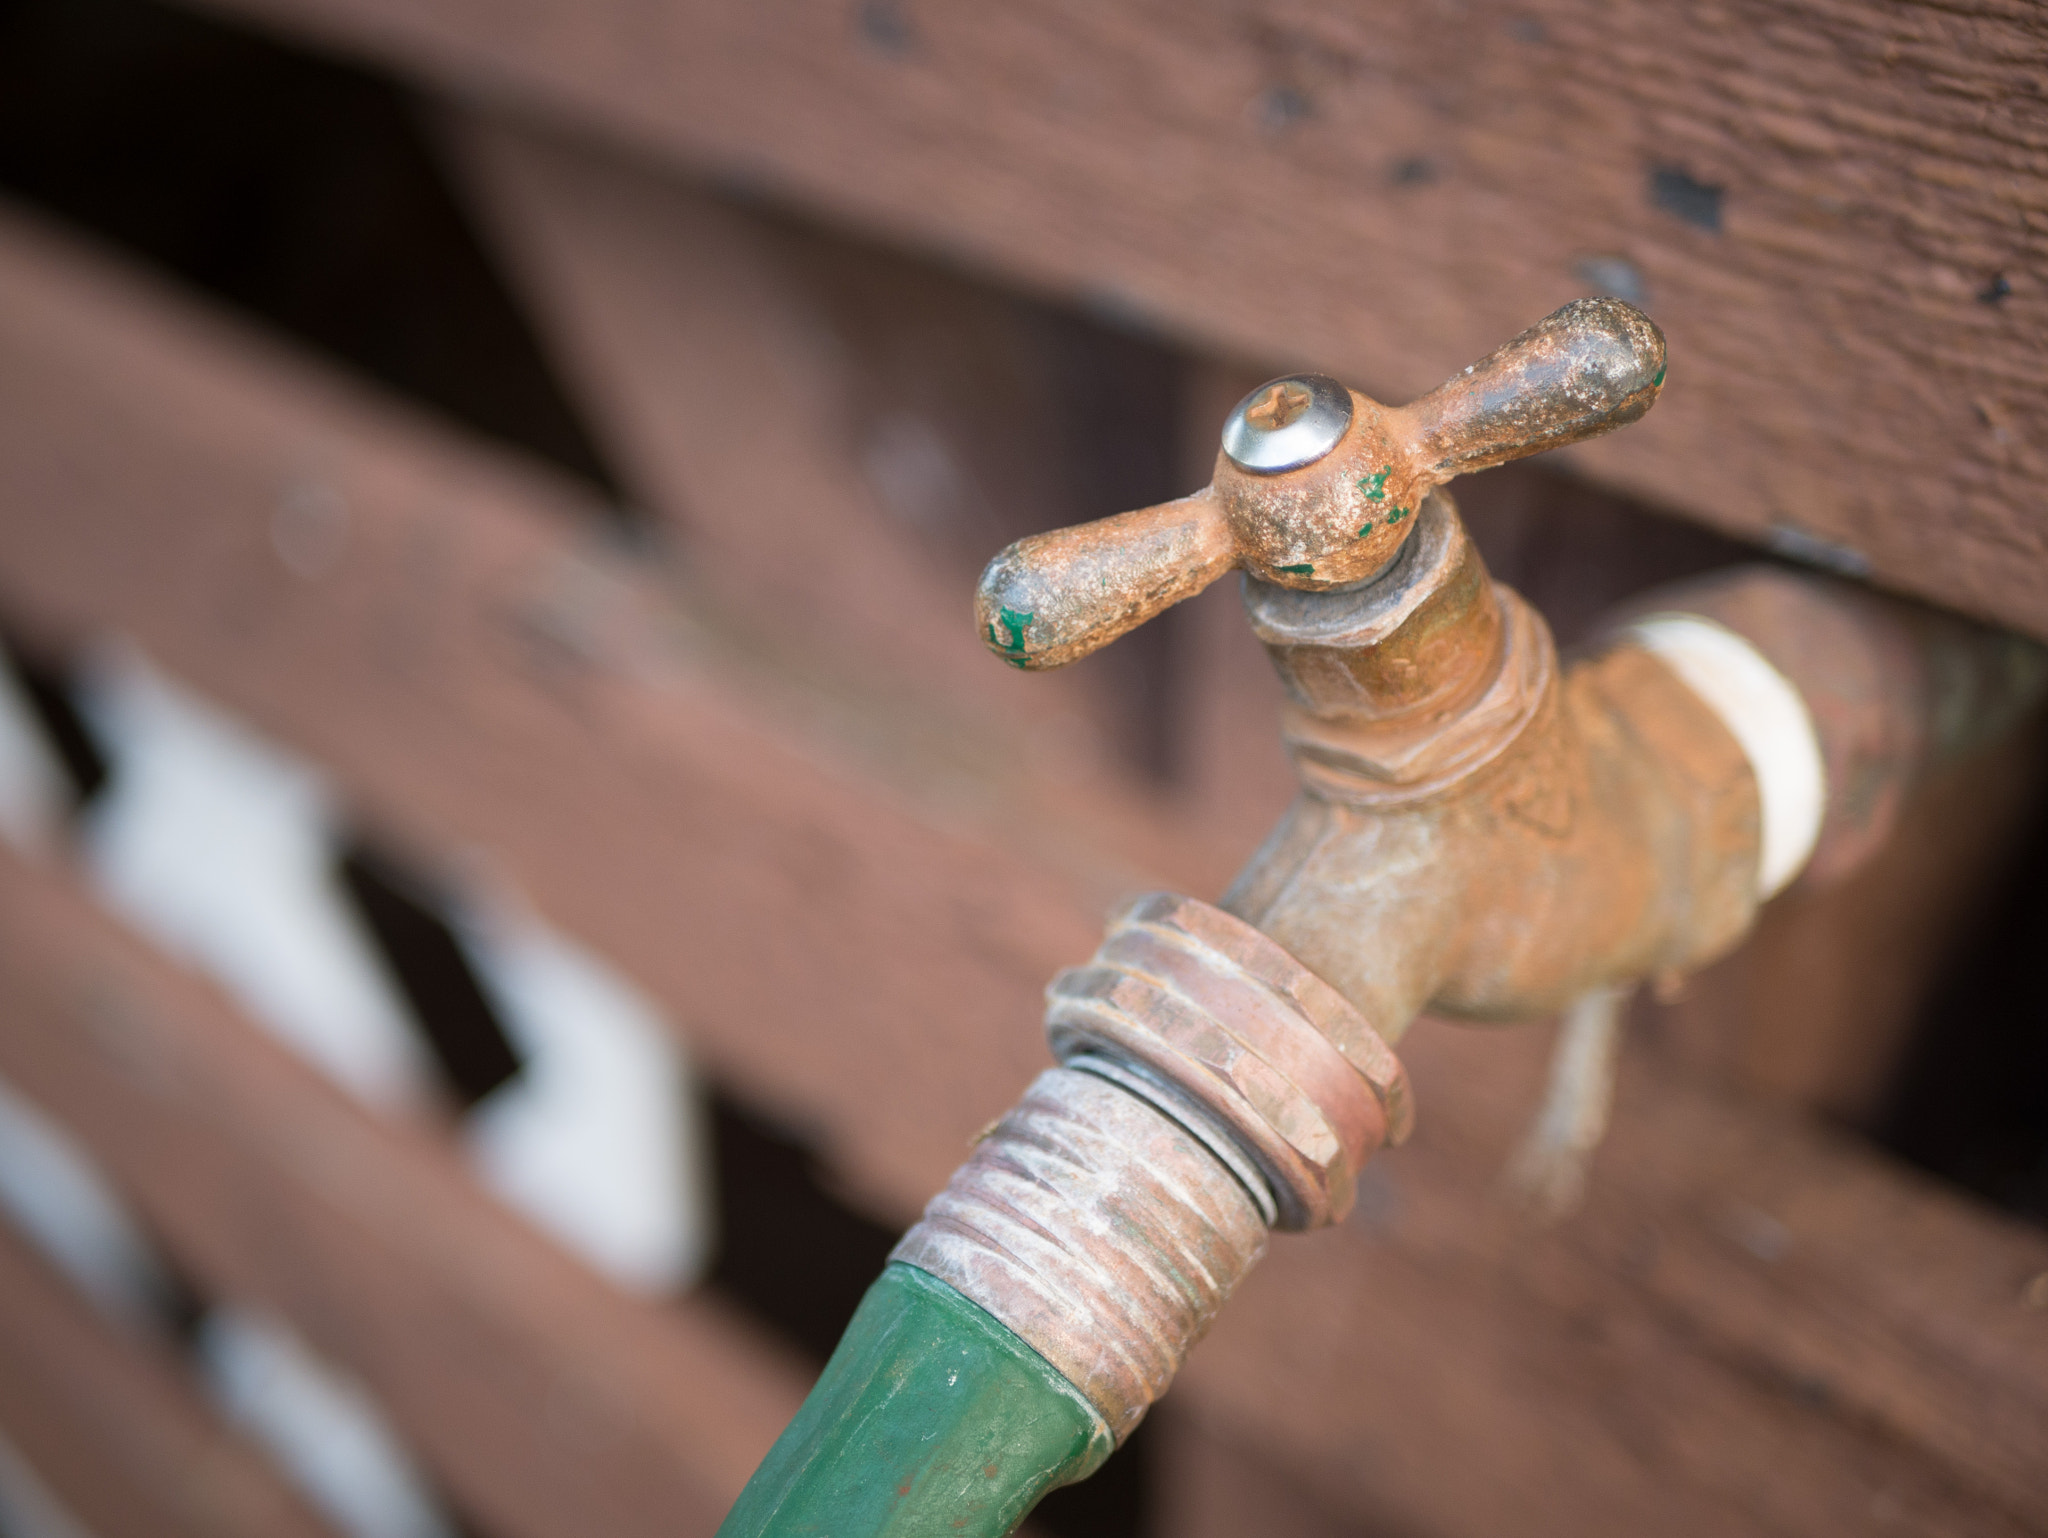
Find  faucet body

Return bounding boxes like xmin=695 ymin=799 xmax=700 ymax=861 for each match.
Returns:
xmin=1224 ymin=488 xmax=1762 ymax=1041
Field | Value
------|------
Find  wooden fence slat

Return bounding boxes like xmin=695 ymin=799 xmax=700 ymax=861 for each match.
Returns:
xmin=0 ymin=194 xmax=1125 ymax=1212
xmin=443 ymin=106 xmax=1240 ymax=891
xmin=0 ymin=1216 xmax=338 ymax=1538
xmin=188 ymin=0 xmax=2048 ymax=639
xmin=0 ymin=844 xmax=808 ymax=1538
xmin=0 ymin=200 xmax=2043 ymax=1535
xmin=1183 ymin=1017 xmax=2048 ymax=1537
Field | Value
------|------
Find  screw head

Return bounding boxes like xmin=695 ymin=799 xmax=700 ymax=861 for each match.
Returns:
xmin=1221 ymin=373 xmax=1353 ymax=474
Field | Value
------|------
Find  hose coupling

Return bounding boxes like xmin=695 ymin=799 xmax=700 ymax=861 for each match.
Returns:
xmin=891 ymin=894 xmax=1410 ymax=1440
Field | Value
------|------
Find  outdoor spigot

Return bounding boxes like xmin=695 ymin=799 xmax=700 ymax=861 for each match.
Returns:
xmin=975 ymin=297 xmax=1665 ymax=669
xmin=724 ymin=294 xmax=2045 ymax=1538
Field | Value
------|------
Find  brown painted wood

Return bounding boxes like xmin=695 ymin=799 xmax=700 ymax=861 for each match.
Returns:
xmin=0 ymin=195 xmax=1132 ymax=1213
xmin=442 ymin=111 xmax=1098 ymax=749
xmin=2 ymin=201 xmax=2045 ymax=1535
xmin=189 ymin=0 xmax=2048 ymax=640
xmin=1182 ymin=1017 xmax=2048 ymax=1537
xmin=0 ymin=845 xmax=808 ymax=1538
xmin=0 ymin=1218 xmax=338 ymax=1538
xmin=444 ymin=107 xmax=1239 ymax=878
xmin=1651 ymin=717 xmax=2048 ymax=1120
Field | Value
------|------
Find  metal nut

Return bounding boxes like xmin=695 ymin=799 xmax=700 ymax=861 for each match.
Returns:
xmin=1045 ymin=892 xmax=1410 ymax=1229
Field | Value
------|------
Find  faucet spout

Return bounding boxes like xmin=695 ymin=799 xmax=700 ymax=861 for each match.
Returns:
xmin=1223 ymin=485 xmax=1761 ymax=1042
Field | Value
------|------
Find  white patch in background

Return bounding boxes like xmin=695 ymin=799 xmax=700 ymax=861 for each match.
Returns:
xmin=65 ymin=642 xmax=709 ymax=1291
xmin=73 ymin=647 xmax=434 ymax=1114
xmin=0 ymin=1074 xmax=171 ymax=1332
xmin=0 ymin=1430 xmax=98 ymax=1538
xmin=462 ymin=900 xmax=710 ymax=1293
xmin=0 ymin=658 xmax=72 ymax=855
xmin=196 ymin=1310 xmax=455 ymax=1538
xmin=0 ymin=1080 xmax=456 ymax=1538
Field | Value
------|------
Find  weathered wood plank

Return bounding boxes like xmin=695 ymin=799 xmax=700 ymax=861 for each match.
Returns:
xmin=0 ymin=1216 xmax=338 ymax=1538
xmin=441 ymin=111 xmax=1090 ymax=743
xmin=442 ymin=107 xmax=1250 ymax=889
xmin=1184 ymin=1017 xmax=2048 ymax=1537
xmin=2 ymin=202 xmax=2044 ymax=1535
xmin=187 ymin=0 xmax=2048 ymax=638
xmin=0 ymin=195 xmax=1134 ymax=1212
xmin=0 ymin=845 xmax=809 ymax=1538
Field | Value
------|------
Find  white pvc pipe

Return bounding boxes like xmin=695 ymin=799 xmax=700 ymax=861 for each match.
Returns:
xmin=1624 ymin=613 xmax=1825 ymax=898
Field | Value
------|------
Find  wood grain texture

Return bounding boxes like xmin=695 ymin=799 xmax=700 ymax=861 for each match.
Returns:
xmin=1652 ymin=717 xmax=2048 ymax=1119
xmin=2 ymin=202 xmax=2045 ymax=1535
xmin=0 ymin=195 xmax=1137 ymax=1213
xmin=0 ymin=1219 xmax=338 ymax=1538
xmin=444 ymin=106 xmax=1235 ymax=853
xmin=186 ymin=0 xmax=2048 ymax=639
xmin=1184 ymin=1017 xmax=2048 ymax=1537
xmin=0 ymin=845 xmax=810 ymax=1538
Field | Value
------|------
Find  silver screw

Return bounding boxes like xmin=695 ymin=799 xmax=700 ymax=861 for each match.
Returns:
xmin=1220 ymin=373 xmax=1353 ymax=474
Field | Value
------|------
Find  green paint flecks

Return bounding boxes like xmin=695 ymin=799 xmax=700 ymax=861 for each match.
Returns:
xmin=1356 ymin=522 xmax=1374 ymax=538
xmin=1278 ymin=562 xmax=1315 ymax=575
xmin=1388 ymin=505 xmax=1409 ymax=523
xmin=987 ymin=606 xmax=1033 ymax=659
xmin=1652 ymin=366 xmax=1666 ymax=387
xmin=1356 ymin=466 xmax=1392 ymax=501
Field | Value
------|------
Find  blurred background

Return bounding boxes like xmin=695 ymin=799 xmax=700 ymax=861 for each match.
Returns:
xmin=0 ymin=1 xmax=2043 ymax=1534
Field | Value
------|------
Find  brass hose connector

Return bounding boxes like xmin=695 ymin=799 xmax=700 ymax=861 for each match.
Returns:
xmin=892 ymin=895 xmax=1408 ymax=1439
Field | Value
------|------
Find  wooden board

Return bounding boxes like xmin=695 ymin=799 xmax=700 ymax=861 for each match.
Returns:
xmin=1184 ymin=1016 xmax=2048 ymax=1537
xmin=0 ymin=844 xmax=809 ymax=1538
xmin=2 ymin=200 xmax=2045 ymax=1535
xmin=184 ymin=0 xmax=2048 ymax=640
xmin=0 ymin=195 xmax=1138 ymax=1213
xmin=443 ymin=106 xmax=1269 ymax=867
xmin=0 ymin=1218 xmax=337 ymax=1538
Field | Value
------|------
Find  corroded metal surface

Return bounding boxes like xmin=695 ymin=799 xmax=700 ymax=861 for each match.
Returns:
xmin=1224 ymin=540 xmax=2045 ymax=1040
xmin=943 ymin=294 xmax=2047 ymax=1496
xmin=1224 ymin=585 xmax=1767 ymax=1034
xmin=1246 ymin=492 xmax=1553 ymax=803
xmin=890 ymin=1067 xmax=1268 ymax=1444
xmin=975 ymin=299 xmax=1665 ymax=670
xmin=1044 ymin=891 xmax=1409 ymax=1230
xmin=890 ymin=891 xmax=1414 ymax=1436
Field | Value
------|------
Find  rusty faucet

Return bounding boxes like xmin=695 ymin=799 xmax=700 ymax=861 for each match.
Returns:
xmin=720 ymin=300 xmax=2044 ymax=1538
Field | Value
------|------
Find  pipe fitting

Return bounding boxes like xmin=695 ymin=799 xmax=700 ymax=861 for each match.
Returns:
xmin=894 ymin=894 xmax=1413 ymax=1437
xmin=890 ymin=1066 xmax=1269 ymax=1443
xmin=1045 ymin=891 xmax=1410 ymax=1229
xmin=730 ymin=297 xmax=2048 ymax=1538
xmin=1246 ymin=491 xmax=1551 ymax=803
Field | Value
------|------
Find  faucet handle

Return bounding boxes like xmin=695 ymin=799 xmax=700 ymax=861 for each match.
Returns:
xmin=1391 ymin=297 xmax=1666 ymax=482
xmin=976 ymin=298 xmax=1665 ymax=670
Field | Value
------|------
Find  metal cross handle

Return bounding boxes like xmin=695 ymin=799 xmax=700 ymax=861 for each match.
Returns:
xmin=975 ymin=298 xmax=1665 ymax=670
